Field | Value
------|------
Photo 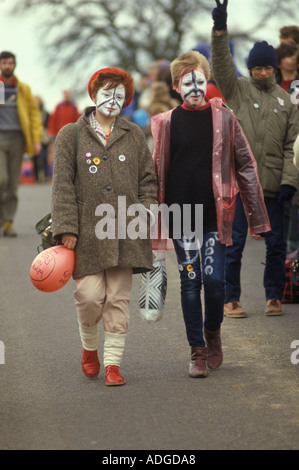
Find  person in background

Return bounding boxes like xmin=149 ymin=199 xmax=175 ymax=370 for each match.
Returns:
xmin=276 ymin=42 xmax=299 ymax=93
xmin=47 ymin=89 xmax=81 ymax=138
xmin=47 ymin=89 xmax=81 ymax=177
xmin=279 ymin=25 xmax=299 ymax=49
xmin=275 ymin=43 xmax=299 ymax=253
xmin=33 ymin=96 xmax=50 ymax=182
xmin=0 ymin=51 xmax=42 ymax=237
xmin=211 ymin=0 xmax=299 ymax=318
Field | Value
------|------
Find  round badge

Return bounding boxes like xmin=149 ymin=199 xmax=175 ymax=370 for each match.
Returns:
xmin=89 ymin=165 xmax=97 ymax=174
xmin=188 ymin=271 xmax=196 ymax=280
xmin=86 ymin=159 xmax=92 ymax=164
xmin=187 ymin=264 xmax=193 ymax=272
xmin=86 ymin=152 xmax=92 ymax=158
xmin=119 ymin=155 xmax=126 ymax=162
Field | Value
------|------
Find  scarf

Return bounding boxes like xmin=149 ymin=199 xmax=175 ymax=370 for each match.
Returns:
xmin=0 ymin=74 xmax=17 ymax=86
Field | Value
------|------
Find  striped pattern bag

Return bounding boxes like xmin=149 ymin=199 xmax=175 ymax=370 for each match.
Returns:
xmin=139 ymin=251 xmax=167 ymax=323
xmin=282 ymin=251 xmax=299 ymax=304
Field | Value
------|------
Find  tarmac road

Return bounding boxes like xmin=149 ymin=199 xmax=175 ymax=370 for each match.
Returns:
xmin=0 ymin=183 xmax=298 ymax=450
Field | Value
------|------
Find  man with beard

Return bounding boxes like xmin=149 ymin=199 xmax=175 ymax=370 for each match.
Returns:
xmin=211 ymin=0 xmax=299 ymax=317
xmin=0 ymin=51 xmax=42 ymax=237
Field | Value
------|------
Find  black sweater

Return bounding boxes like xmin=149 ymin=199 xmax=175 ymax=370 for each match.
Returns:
xmin=165 ymin=105 xmax=217 ymax=237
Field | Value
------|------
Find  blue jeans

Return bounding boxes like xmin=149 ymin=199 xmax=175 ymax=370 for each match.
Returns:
xmin=225 ymin=194 xmax=286 ymax=303
xmin=173 ymin=233 xmax=226 ymax=348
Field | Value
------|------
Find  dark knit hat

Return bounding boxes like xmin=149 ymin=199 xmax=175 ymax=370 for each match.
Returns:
xmin=247 ymin=41 xmax=278 ymax=69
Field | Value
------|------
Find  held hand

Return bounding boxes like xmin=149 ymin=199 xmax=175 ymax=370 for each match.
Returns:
xmin=212 ymin=0 xmax=228 ymax=31
xmin=62 ymin=233 xmax=77 ymax=250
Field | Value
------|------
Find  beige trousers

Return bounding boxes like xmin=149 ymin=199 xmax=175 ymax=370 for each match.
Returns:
xmin=74 ymin=268 xmax=133 ymax=365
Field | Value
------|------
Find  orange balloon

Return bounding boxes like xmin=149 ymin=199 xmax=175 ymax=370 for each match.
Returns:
xmin=30 ymin=245 xmax=75 ymax=293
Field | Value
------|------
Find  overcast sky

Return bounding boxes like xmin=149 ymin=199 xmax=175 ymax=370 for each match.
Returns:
xmin=0 ymin=0 xmax=291 ymax=112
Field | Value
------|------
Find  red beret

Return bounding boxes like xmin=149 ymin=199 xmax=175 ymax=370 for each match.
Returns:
xmin=88 ymin=67 xmax=134 ymax=109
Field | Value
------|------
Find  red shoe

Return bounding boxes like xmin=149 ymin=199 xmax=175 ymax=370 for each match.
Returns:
xmin=105 ymin=365 xmax=126 ymax=386
xmin=81 ymin=349 xmax=100 ymax=378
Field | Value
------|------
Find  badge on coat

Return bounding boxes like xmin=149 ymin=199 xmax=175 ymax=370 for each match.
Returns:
xmin=85 ymin=152 xmax=100 ymax=174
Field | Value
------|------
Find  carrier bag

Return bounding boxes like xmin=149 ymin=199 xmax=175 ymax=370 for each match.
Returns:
xmin=282 ymin=250 xmax=299 ymax=304
xmin=35 ymin=213 xmax=60 ymax=252
xmin=139 ymin=251 xmax=167 ymax=323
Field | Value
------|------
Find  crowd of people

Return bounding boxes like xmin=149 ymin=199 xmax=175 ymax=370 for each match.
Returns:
xmin=0 ymin=0 xmax=299 ymax=384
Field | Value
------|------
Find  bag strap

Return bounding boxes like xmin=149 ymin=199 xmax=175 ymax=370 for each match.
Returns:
xmin=72 ymin=122 xmax=79 ymax=180
xmin=74 ymin=122 xmax=79 ymax=154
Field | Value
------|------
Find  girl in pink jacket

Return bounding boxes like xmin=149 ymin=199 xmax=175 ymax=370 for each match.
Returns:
xmin=151 ymin=50 xmax=270 ymax=378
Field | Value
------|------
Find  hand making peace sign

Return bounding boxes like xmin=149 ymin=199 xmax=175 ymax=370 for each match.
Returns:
xmin=212 ymin=0 xmax=228 ymax=31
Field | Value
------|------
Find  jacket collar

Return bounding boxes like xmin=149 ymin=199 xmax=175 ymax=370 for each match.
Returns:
xmin=82 ymin=107 xmax=131 ymax=147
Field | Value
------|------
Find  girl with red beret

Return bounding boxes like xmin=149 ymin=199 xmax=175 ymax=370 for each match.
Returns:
xmin=51 ymin=68 xmax=157 ymax=386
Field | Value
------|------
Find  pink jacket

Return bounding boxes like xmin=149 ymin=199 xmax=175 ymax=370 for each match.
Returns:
xmin=151 ymin=98 xmax=271 ymax=249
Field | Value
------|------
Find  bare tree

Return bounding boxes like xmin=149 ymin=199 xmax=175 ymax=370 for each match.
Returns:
xmin=10 ymin=0 xmax=299 ymax=83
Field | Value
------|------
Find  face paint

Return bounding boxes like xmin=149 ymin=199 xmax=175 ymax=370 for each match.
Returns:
xmin=179 ymin=69 xmax=207 ymax=108
xmin=96 ymin=83 xmax=126 ymax=117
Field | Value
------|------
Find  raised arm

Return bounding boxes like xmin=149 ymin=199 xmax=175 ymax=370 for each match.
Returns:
xmin=212 ymin=0 xmax=228 ymax=35
xmin=211 ymin=0 xmax=241 ymax=107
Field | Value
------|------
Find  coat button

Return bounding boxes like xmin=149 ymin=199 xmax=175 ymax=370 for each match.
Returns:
xmin=106 ymin=186 xmax=112 ymax=191
xmin=102 ymin=155 xmax=108 ymax=161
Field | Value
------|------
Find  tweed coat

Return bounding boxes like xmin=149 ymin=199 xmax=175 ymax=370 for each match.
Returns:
xmin=51 ymin=107 xmax=158 ymax=279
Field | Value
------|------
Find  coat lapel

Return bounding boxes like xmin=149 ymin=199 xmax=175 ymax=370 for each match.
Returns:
xmin=106 ymin=118 xmax=130 ymax=148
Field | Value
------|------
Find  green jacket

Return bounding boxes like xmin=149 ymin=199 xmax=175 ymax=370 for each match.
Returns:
xmin=211 ymin=30 xmax=299 ymax=197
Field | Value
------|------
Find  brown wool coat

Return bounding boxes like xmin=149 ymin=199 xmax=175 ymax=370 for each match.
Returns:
xmin=51 ymin=107 xmax=158 ymax=279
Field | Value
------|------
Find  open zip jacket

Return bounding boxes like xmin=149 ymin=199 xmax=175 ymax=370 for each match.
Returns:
xmin=151 ymin=98 xmax=271 ymax=249
xmin=15 ymin=76 xmax=43 ymax=156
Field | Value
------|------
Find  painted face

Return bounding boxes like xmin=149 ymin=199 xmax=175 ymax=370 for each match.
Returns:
xmin=96 ymin=83 xmax=126 ymax=117
xmin=179 ymin=69 xmax=207 ymax=108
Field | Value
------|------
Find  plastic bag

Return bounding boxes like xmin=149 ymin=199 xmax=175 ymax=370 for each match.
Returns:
xmin=139 ymin=251 xmax=167 ymax=323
